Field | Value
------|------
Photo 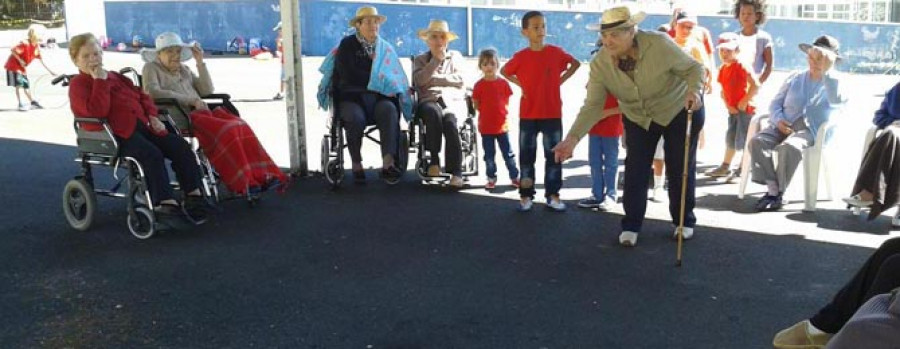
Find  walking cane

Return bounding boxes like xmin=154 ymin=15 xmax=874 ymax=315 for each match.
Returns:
xmin=676 ymin=104 xmax=694 ymax=267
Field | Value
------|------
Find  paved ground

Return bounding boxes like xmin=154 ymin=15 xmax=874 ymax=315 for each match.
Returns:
xmin=1 ymin=49 xmax=899 ymax=347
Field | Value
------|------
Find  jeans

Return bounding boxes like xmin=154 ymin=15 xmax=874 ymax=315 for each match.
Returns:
xmin=482 ymin=132 xmax=519 ymax=180
xmin=588 ymin=135 xmax=619 ymax=200
xmin=519 ymin=119 xmax=562 ymax=199
xmin=621 ymin=107 xmax=705 ymax=232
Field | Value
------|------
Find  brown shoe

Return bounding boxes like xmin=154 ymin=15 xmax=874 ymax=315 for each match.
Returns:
xmin=427 ymin=164 xmax=441 ymax=177
xmin=773 ymin=320 xmax=832 ymax=348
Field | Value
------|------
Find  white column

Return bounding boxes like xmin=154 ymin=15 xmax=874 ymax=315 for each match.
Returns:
xmin=281 ymin=0 xmax=308 ymax=175
xmin=64 ymin=0 xmax=107 ymax=40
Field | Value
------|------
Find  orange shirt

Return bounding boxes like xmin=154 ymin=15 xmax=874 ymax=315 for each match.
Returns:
xmin=473 ymin=77 xmax=513 ymax=135
xmin=717 ymin=62 xmax=755 ymax=114
xmin=501 ymin=45 xmax=574 ymax=119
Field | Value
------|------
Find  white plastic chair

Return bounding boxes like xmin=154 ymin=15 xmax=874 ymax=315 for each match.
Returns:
xmin=737 ymin=114 xmax=836 ymax=211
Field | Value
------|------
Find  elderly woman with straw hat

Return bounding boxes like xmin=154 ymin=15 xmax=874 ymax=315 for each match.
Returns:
xmin=321 ymin=6 xmax=409 ymax=185
xmin=412 ymin=19 xmax=467 ymax=187
xmin=552 ymin=4 xmax=705 ymax=247
xmin=139 ymin=32 xmax=287 ymax=196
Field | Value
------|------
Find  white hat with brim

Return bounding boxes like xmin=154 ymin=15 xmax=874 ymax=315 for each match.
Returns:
xmin=349 ymin=6 xmax=387 ymax=27
xmin=799 ymin=35 xmax=842 ymax=61
xmin=140 ymin=32 xmax=193 ymax=63
xmin=717 ymin=41 xmax=739 ymax=51
xmin=587 ymin=5 xmax=646 ymax=32
xmin=417 ymin=19 xmax=459 ymax=42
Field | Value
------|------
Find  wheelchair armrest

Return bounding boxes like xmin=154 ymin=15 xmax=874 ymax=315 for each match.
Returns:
xmin=74 ymin=117 xmax=108 ymax=124
xmin=201 ymin=93 xmax=232 ymax=101
xmin=154 ymin=97 xmax=180 ymax=106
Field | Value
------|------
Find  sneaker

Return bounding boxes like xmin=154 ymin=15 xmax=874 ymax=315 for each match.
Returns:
xmin=756 ymin=193 xmax=785 ymax=211
xmin=650 ymin=186 xmax=663 ymax=202
xmin=842 ymin=194 xmax=874 ymax=208
xmin=153 ymin=203 xmax=192 ymax=230
xmin=448 ymin=175 xmax=464 ymax=188
xmin=517 ymin=197 xmax=533 ymax=212
xmin=673 ymin=226 xmax=694 ymax=240
xmin=511 ymin=178 xmax=520 ymax=188
xmin=725 ymin=168 xmax=741 ymax=184
xmin=273 ymin=92 xmax=284 ymax=100
xmin=578 ymin=196 xmax=602 ymax=209
xmin=17 ymin=103 xmax=29 ymax=111
xmin=427 ymin=164 xmax=441 ymax=177
xmin=619 ymin=231 xmax=639 ymax=247
xmin=546 ymin=197 xmax=567 ymax=212
xmin=30 ymin=100 xmax=43 ymax=109
xmin=706 ymin=164 xmax=730 ymax=177
xmin=485 ymin=178 xmax=496 ymax=190
xmin=381 ymin=165 xmax=403 ymax=185
xmin=182 ymin=195 xmax=209 ymax=225
xmin=602 ymin=196 xmax=617 ymax=209
xmin=772 ymin=320 xmax=832 ymax=349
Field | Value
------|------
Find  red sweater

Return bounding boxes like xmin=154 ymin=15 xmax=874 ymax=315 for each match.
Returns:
xmin=69 ymin=71 xmax=159 ymax=139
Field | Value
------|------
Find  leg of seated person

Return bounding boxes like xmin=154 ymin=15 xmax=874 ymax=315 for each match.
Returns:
xmin=441 ymin=110 xmax=462 ymax=176
xmin=810 ymin=237 xmax=900 ymax=334
xmin=419 ymin=101 xmax=444 ymax=167
xmin=851 ymin=128 xmax=900 ymax=218
xmin=149 ymin=132 xmax=203 ymax=196
xmin=119 ymin=126 xmax=176 ymax=205
xmin=774 ymin=129 xmax=813 ymax=193
xmin=339 ymin=101 xmax=366 ymax=170
xmin=749 ymin=128 xmax=786 ymax=194
xmin=373 ymin=99 xmax=399 ymax=168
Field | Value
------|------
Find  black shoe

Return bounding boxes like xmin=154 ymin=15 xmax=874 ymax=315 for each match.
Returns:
xmin=182 ymin=195 xmax=209 ymax=225
xmin=770 ymin=193 xmax=785 ymax=211
xmin=381 ymin=165 xmax=403 ymax=185
xmin=153 ymin=203 xmax=193 ymax=230
xmin=755 ymin=195 xmax=775 ymax=211
xmin=353 ymin=170 xmax=366 ymax=185
xmin=30 ymin=101 xmax=44 ymax=109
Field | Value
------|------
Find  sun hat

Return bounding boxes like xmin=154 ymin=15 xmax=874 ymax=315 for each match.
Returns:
xmin=417 ymin=19 xmax=458 ymax=41
xmin=587 ymin=4 xmax=646 ymax=32
xmin=799 ymin=35 xmax=842 ymax=60
xmin=349 ymin=6 xmax=387 ymax=27
xmin=140 ymin=32 xmax=194 ymax=63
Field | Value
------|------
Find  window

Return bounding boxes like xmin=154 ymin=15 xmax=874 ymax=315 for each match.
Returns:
xmin=833 ymin=3 xmax=850 ymax=20
xmin=856 ymin=2 xmax=871 ymax=21
xmin=874 ymin=1 xmax=888 ymax=22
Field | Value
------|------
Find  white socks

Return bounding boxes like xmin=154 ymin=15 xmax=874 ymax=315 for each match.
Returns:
xmin=766 ymin=180 xmax=780 ymax=196
xmin=654 ymin=176 xmax=664 ymax=189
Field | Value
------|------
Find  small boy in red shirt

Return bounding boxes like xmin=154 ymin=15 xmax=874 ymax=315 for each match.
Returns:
xmin=5 ymin=28 xmax=55 ymax=111
xmin=577 ymin=95 xmax=623 ymax=211
xmin=473 ymin=48 xmax=519 ymax=191
xmin=501 ymin=11 xmax=580 ymax=212
xmin=707 ymin=32 xmax=758 ymax=180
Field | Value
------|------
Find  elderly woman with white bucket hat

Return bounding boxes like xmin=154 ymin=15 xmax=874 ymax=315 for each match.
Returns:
xmin=553 ymin=4 xmax=705 ymax=248
xmin=140 ymin=32 xmax=212 ymax=112
xmin=412 ymin=19 xmax=467 ymax=187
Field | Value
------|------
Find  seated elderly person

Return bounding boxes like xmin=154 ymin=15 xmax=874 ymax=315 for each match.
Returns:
xmin=748 ymin=35 xmax=847 ymax=211
xmin=140 ymin=32 xmax=286 ymax=195
xmin=67 ymin=33 xmax=206 ymax=224
xmin=316 ymin=6 xmax=412 ymax=185
xmin=843 ymin=80 xmax=900 ymax=226
xmin=412 ymin=19 xmax=467 ymax=188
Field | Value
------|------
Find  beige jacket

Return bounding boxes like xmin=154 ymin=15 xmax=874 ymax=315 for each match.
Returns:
xmin=412 ymin=50 xmax=467 ymax=116
xmin=141 ymin=61 xmax=214 ymax=110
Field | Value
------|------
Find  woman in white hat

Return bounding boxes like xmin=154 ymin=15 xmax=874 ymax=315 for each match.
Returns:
xmin=332 ymin=6 xmax=404 ymax=184
xmin=140 ymin=32 xmax=287 ymax=197
xmin=412 ymin=19 xmax=467 ymax=187
xmin=747 ymin=35 xmax=846 ymax=212
xmin=552 ymin=4 xmax=705 ymax=247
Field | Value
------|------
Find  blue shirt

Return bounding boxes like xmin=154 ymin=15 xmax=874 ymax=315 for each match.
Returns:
xmin=769 ymin=70 xmax=847 ymax=140
xmin=873 ymin=81 xmax=900 ymax=129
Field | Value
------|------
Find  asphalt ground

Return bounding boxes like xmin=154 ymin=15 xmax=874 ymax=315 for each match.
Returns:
xmin=1 ymin=48 xmax=899 ymax=348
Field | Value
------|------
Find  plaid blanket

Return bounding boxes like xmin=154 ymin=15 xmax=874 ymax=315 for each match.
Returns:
xmin=190 ymin=108 xmax=288 ymax=195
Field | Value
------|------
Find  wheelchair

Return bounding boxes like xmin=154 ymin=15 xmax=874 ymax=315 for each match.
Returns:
xmin=119 ymin=67 xmax=266 ymax=207
xmin=408 ymin=90 xmax=479 ymax=184
xmin=320 ymin=90 xmax=410 ymax=189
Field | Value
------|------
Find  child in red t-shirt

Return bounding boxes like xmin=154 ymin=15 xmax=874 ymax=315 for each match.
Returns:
xmin=5 ymin=28 xmax=55 ymax=111
xmin=577 ymin=95 xmax=623 ymax=211
xmin=501 ymin=11 xmax=580 ymax=212
xmin=473 ymin=48 xmax=519 ymax=191
xmin=707 ymin=32 xmax=759 ymax=180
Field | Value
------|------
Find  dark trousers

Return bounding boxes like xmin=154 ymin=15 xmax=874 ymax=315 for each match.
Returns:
xmin=339 ymin=94 xmax=399 ymax=164
xmin=519 ymin=119 xmax=562 ymax=199
xmin=418 ymin=101 xmax=462 ymax=176
xmin=118 ymin=123 xmax=201 ymax=205
xmin=811 ymin=237 xmax=900 ymax=333
xmin=621 ymin=107 xmax=704 ymax=232
xmin=482 ymin=132 xmax=519 ymax=180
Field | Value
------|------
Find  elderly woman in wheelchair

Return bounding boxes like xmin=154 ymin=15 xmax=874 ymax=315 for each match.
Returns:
xmin=411 ymin=20 xmax=474 ymax=188
xmin=316 ymin=6 xmax=413 ymax=187
xmin=65 ymin=33 xmax=207 ymax=232
xmin=139 ymin=32 xmax=286 ymax=200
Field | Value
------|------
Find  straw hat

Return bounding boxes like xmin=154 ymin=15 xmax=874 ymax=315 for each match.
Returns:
xmin=417 ymin=19 xmax=458 ymax=41
xmin=799 ymin=35 xmax=842 ymax=60
xmin=349 ymin=6 xmax=387 ymax=27
xmin=140 ymin=32 xmax=193 ymax=63
xmin=587 ymin=4 xmax=646 ymax=32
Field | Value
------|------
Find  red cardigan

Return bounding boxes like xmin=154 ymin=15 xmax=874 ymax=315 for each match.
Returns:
xmin=69 ymin=71 xmax=158 ymax=139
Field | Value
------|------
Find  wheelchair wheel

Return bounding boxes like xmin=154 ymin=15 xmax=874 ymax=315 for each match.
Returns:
xmin=62 ymin=178 xmax=97 ymax=231
xmin=127 ymin=206 xmax=155 ymax=239
xmin=325 ymin=159 xmax=344 ymax=188
xmin=397 ymin=131 xmax=410 ymax=172
xmin=320 ymin=136 xmax=331 ymax=175
xmin=415 ymin=157 xmax=430 ymax=180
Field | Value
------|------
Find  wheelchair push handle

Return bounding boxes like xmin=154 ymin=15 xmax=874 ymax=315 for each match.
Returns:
xmin=52 ymin=74 xmax=72 ymax=86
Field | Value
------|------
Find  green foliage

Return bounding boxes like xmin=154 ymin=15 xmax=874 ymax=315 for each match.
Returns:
xmin=0 ymin=0 xmax=65 ymax=29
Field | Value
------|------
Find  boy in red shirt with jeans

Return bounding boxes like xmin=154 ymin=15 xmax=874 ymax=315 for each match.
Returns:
xmin=473 ymin=48 xmax=519 ymax=190
xmin=501 ymin=11 xmax=580 ymax=212
xmin=707 ymin=32 xmax=758 ymax=181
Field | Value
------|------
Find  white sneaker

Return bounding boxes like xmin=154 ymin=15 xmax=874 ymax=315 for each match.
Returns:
xmin=17 ymin=103 xmax=29 ymax=111
xmin=517 ymin=197 xmax=533 ymax=212
xmin=602 ymin=196 xmax=617 ymax=209
xmin=650 ymin=186 xmax=663 ymax=202
xmin=619 ymin=231 xmax=639 ymax=247
xmin=673 ymin=226 xmax=694 ymax=240
xmin=547 ymin=197 xmax=567 ymax=212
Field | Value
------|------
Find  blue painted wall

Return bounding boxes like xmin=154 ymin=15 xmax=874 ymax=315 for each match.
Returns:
xmin=104 ymin=1 xmax=900 ymax=73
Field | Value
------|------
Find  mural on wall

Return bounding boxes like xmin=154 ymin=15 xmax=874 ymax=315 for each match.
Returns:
xmin=104 ymin=1 xmax=900 ymax=74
